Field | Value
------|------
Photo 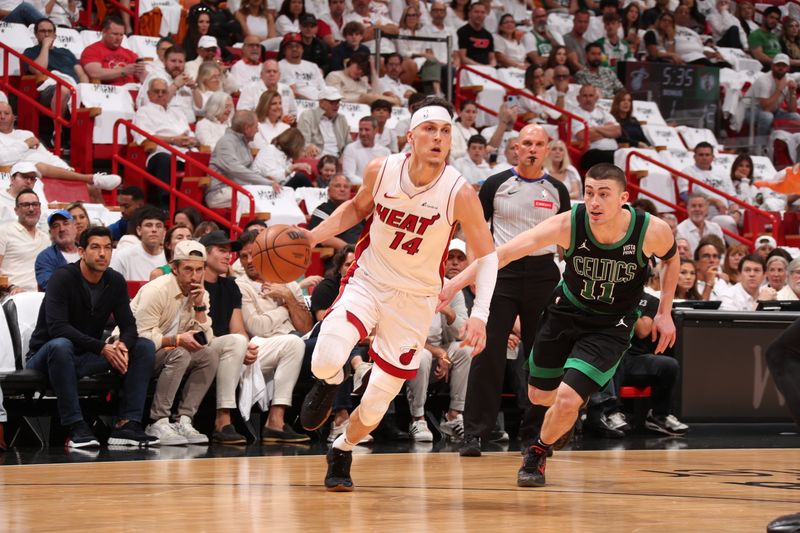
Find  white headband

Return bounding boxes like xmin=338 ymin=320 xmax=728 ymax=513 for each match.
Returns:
xmin=409 ymin=106 xmax=452 ymax=130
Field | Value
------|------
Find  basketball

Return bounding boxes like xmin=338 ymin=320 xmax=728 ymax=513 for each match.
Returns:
xmin=252 ymin=224 xmax=311 ymax=283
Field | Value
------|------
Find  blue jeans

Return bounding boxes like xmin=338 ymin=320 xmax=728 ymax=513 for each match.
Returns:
xmin=26 ymin=337 xmax=156 ymax=426
xmin=749 ymin=108 xmax=800 ymax=137
xmin=3 ymin=2 xmax=45 ymax=24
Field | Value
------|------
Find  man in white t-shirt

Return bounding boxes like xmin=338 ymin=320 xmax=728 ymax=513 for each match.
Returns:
xmin=747 ymin=54 xmax=800 ymax=137
xmin=540 ymin=66 xmax=580 ymax=120
xmin=236 ymin=59 xmax=297 ymax=118
xmin=720 ymin=254 xmax=774 ymax=310
xmin=453 ymin=134 xmax=492 ymax=187
xmin=109 ymin=206 xmax=167 ymax=281
xmin=34 ymin=209 xmax=80 ymax=290
xmin=0 ymin=187 xmax=50 ymax=293
xmin=229 ymin=36 xmax=264 ymax=89
xmin=279 ymin=33 xmax=326 ymax=100
xmin=137 ymin=45 xmax=197 ymax=124
xmin=0 ymin=161 xmax=46 ymax=228
xmin=341 ymin=116 xmax=390 ymax=185
xmin=570 ymin=84 xmax=620 ymax=169
xmin=678 ymin=142 xmax=739 ymax=237
xmin=675 ymin=192 xmax=725 ymax=255
xmin=378 ymin=53 xmax=416 ymax=106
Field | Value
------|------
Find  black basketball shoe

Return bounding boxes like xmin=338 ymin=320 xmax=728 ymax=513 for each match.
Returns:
xmin=767 ymin=513 xmax=800 ymax=532
xmin=517 ymin=444 xmax=548 ymax=487
xmin=300 ymin=379 xmax=341 ymax=431
xmin=325 ymin=447 xmax=354 ymax=492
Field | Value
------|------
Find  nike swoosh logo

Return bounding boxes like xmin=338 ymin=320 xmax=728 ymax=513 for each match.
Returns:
xmin=384 ymin=193 xmax=402 ymax=199
xmin=507 ymin=190 xmax=519 ymax=195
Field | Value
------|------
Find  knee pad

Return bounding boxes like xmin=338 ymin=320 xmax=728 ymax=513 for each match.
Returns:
xmin=311 ymin=311 xmax=361 ymax=382
xmin=358 ymin=367 xmax=405 ymax=427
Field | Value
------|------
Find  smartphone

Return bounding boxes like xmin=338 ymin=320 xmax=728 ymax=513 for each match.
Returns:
xmin=193 ymin=330 xmax=208 ymax=346
xmin=507 ymin=95 xmax=519 ymax=107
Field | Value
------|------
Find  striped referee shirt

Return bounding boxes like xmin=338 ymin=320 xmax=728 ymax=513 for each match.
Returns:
xmin=479 ymin=169 xmax=571 ymax=256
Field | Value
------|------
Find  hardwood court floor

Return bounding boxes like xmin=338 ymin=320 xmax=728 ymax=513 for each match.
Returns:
xmin=1 ymin=448 xmax=798 ymax=532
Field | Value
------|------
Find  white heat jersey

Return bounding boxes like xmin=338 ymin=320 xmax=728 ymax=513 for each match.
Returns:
xmin=351 ymin=152 xmax=467 ymax=296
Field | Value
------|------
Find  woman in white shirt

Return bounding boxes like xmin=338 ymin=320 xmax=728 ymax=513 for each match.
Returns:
xmin=235 ymin=0 xmax=276 ymax=39
xmin=252 ymin=128 xmax=314 ymax=188
xmin=251 ymin=89 xmax=290 ymax=150
xmin=543 ymin=139 xmax=582 ymax=199
xmin=494 ymin=13 xmax=528 ymax=70
xmin=450 ymin=100 xmax=479 ymax=162
xmin=446 ymin=0 xmax=469 ymax=29
xmin=195 ymin=91 xmax=233 ymax=149
xmin=275 ymin=0 xmax=304 ymax=36
xmin=192 ymin=62 xmax=224 ymax=115
xmin=518 ymin=64 xmax=547 ymax=123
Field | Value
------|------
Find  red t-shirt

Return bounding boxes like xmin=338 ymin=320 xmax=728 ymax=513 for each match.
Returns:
xmin=80 ymin=40 xmax=138 ymax=86
xmin=317 ymin=20 xmax=332 ymax=39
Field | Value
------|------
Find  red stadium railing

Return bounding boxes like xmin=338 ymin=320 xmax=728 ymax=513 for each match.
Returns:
xmin=0 ymin=41 xmax=76 ymax=158
xmin=112 ymin=119 xmax=255 ymax=236
xmin=624 ymin=150 xmax=781 ymax=248
xmin=454 ymin=64 xmax=590 ymax=152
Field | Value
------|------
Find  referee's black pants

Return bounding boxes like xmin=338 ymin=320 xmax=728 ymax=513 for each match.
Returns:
xmin=463 ymin=255 xmax=560 ymax=441
xmin=766 ymin=317 xmax=800 ymax=429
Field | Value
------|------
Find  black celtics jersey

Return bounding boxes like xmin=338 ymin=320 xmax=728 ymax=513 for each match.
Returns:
xmin=561 ymin=204 xmax=651 ymax=315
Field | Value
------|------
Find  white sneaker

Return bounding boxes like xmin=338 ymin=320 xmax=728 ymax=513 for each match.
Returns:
xmin=174 ymin=415 xmax=209 ymax=444
xmin=645 ymin=410 xmax=689 ymax=436
xmin=439 ymin=414 xmax=464 ymax=441
xmin=146 ymin=418 xmax=188 ymax=446
xmin=92 ymin=172 xmax=122 ymax=190
xmin=607 ymin=411 xmax=631 ymax=432
xmin=327 ymin=419 xmax=373 ymax=444
xmin=409 ymin=419 xmax=433 ymax=442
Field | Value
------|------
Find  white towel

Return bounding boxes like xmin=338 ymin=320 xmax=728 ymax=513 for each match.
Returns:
xmin=237 ymin=342 xmax=272 ymax=420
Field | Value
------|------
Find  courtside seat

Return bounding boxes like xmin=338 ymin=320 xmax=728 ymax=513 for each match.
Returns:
xmin=619 ymin=386 xmax=651 ymax=398
xmin=0 ymin=295 xmax=46 ymax=395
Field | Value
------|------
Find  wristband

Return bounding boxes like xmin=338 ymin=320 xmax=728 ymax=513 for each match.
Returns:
xmin=193 ymin=305 xmax=207 ymax=312
xmin=471 ymin=251 xmax=498 ymax=323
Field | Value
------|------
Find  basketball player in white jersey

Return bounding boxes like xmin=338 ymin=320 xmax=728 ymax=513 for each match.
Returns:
xmin=299 ymin=96 xmax=498 ymax=491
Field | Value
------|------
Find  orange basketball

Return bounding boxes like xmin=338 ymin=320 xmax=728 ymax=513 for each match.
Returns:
xmin=252 ymin=224 xmax=311 ymax=283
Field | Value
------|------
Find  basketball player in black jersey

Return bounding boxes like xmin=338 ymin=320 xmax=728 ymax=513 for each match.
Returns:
xmin=440 ymin=163 xmax=679 ymax=487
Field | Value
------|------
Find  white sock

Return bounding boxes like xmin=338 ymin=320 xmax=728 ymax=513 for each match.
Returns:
xmin=333 ymin=433 xmax=356 ymax=451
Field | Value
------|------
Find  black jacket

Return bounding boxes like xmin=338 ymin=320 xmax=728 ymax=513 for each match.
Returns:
xmin=28 ymin=262 xmax=138 ymax=356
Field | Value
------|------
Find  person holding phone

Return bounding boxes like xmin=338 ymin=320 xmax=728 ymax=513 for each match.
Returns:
xmin=131 ymin=240 xmax=246 ymax=446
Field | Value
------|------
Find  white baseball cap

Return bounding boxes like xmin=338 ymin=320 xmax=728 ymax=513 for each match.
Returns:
xmin=756 ymin=235 xmax=777 ymax=249
xmin=173 ymin=239 xmax=207 ymax=261
xmin=319 ymin=85 xmax=343 ymax=101
xmin=198 ymin=36 xmax=218 ymax=49
xmin=10 ymin=161 xmax=41 ymax=178
xmin=773 ymin=53 xmax=791 ymax=66
xmin=449 ymin=238 xmax=466 ymax=255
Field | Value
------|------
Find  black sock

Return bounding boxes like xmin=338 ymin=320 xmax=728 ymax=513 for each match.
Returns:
xmin=535 ymin=436 xmax=553 ymax=451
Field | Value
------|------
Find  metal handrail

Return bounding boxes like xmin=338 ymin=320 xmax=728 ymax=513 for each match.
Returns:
xmin=112 ymin=119 xmax=256 ymax=236
xmin=454 ymin=64 xmax=590 ymax=149
xmin=0 ymin=40 xmax=77 ymax=157
xmin=624 ymin=150 xmax=781 ymax=247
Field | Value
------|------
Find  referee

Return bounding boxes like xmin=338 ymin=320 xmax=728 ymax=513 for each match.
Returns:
xmin=460 ymin=124 xmax=571 ymax=456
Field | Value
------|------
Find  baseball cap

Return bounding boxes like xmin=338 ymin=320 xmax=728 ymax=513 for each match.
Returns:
xmin=449 ymin=238 xmax=466 ymax=256
xmin=47 ymin=209 xmax=73 ymax=227
xmin=282 ymin=32 xmax=303 ymax=46
xmin=773 ymin=53 xmax=791 ymax=66
xmin=198 ymin=35 xmax=218 ymax=49
xmin=319 ymin=85 xmax=343 ymax=101
xmin=300 ymin=13 xmax=317 ymax=26
xmin=173 ymin=239 xmax=207 ymax=261
xmin=756 ymin=235 xmax=777 ymax=249
xmin=199 ymin=230 xmax=243 ymax=252
xmin=10 ymin=161 xmax=41 ymax=178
